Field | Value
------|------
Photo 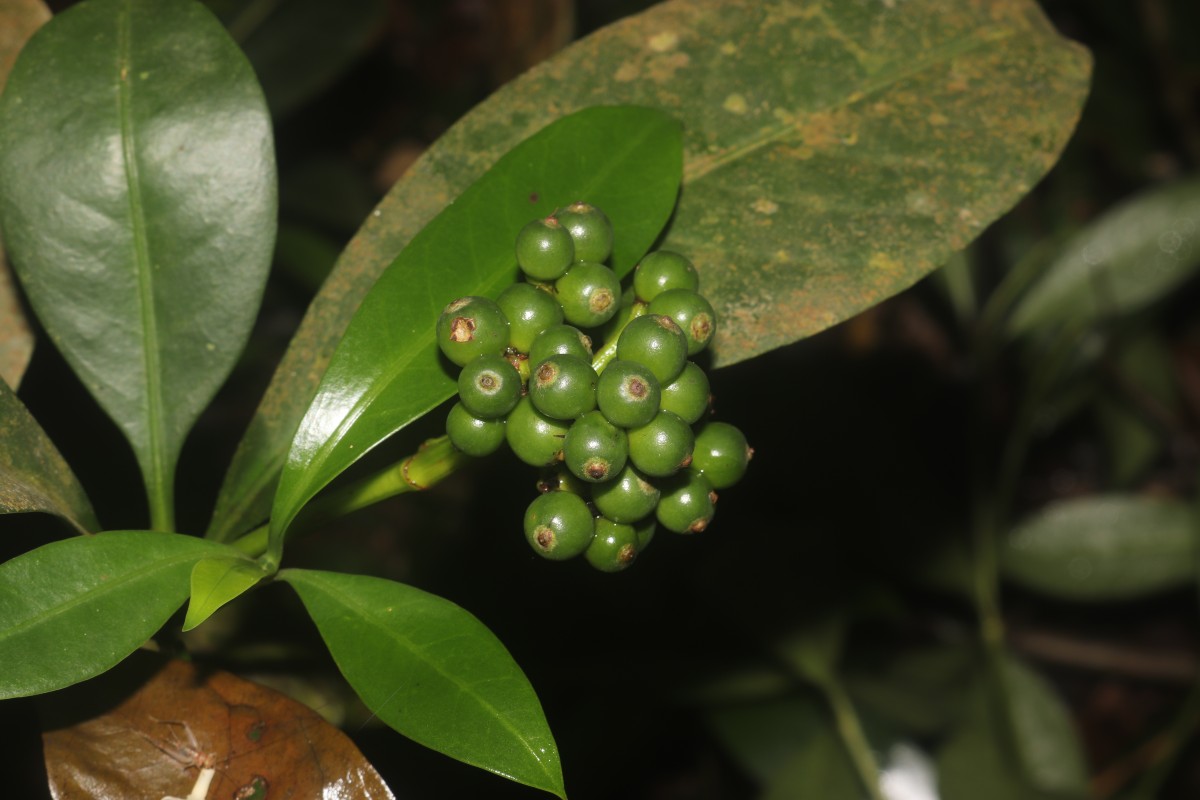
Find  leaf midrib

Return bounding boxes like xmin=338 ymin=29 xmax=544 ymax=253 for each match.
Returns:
xmin=117 ymin=0 xmax=171 ymax=530
xmin=291 ymin=571 xmax=558 ymax=786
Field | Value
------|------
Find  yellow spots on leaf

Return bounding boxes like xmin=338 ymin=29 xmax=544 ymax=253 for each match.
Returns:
xmin=614 ymin=62 xmax=639 ymax=82
xmin=928 ymin=112 xmax=949 ymax=126
xmin=751 ymin=198 xmax=779 ymax=216
xmin=649 ymin=31 xmax=679 ymax=52
xmin=869 ymin=252 xmax=904 ymax=275
xmin=720 ymin=41 xmax=737 ymax=56
xmin=723 ymin=93 xmax=749 ymax=115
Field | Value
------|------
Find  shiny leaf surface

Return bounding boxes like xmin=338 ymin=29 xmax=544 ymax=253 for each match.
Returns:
xmin=209 ymin=0 xmax=1086 ymax=542
xmin=281 ymin=568 xmax=565 ymax=798
xmin=42 ymin=651 xmax=395 ymax=799
xmin=182 ymin=554 xmax=267 ymax=631
xmin=0 ymin=530 xmax=228 ymax=698
xmin=1008 ymin=178 xmax=1200 ymax=336
xmin=0 ymin=379 xmax=97 ymax=532
xmin=0 ymin=0 xmax=276 ymax=527
xmin=268 ymin=106 xmax=680 ymax=547
xmin=998 ymin=653 xmax=1089 ymax=796
xmin=1000 ymin=494 xmax=1199 ymax=601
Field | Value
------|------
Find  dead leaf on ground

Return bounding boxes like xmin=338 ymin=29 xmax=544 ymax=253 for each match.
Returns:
xmin=41 ymin=651 xmax=394 ymax=800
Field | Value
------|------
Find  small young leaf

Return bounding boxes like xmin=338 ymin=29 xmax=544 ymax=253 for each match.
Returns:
xmin=0 ymin=379 xmax=98 ymax=533
xmin=0 ymin=530 xmax=228 ymax=699
xmin=997 ymin=653 xmax=1089 ymax=796
xmin=280 ymin=568 xmax=565 ymax=798
xmin=182 ymin=554 xmax=267 ymax=631
xmin=1000 ymin=494 xmax=1198 ymax=601
xmin=0 ymin=0 xmax=276 ymax=529
xmin=269 ymin=106 xmax=681 ymax=551
xmin=1008 ymin=179 xmax=1200 ymax=336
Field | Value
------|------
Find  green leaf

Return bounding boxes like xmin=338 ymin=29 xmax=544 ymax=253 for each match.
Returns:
xmin=0 ymin=0 xmax=49 ymax=91
xmin=773 ymin=614 xmax=848 ymax=689
xmin=280 ymin=568 xmax=564 ymax=798
xmin=1000 ymin=494 xmax=1199 ymax=601
xmin=0 ymin=530 xmax=228 ymax=699
xmin=0 ymin=378 xmax=98 ymax=532
xmin=207 ymin=0 xmax=1088 ymax=543
xmin=1008 ymin=178 xmax=1200 ymax=336
xmin=181 ymin=554 xmax=266 ymax=631
xmin=761 ymin=715 xmax=863 ymax=800
xmin=938 ymin=664 xmax=1062 ymax=800
xmin=211 ymin=0 xmax=388 ymax=118
xmin=0 ymin=0 xmax=276 ymax=529
xmin=997 ymin=653 xmax=1089 ymax=796
xmin=1095 ymin=332 xmax=1178 ymax=486
xmin=267 ymin=106 xmax=681 ymax=549
xmin=706 ymin=694 xmax=828 ymax=785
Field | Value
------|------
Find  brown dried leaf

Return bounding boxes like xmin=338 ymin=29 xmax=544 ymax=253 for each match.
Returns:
xmin=42 ymin=652 xmax=394 ymax=800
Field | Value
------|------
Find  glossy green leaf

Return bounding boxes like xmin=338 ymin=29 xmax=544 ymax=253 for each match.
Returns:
xmin=1000 ymin=494 xmax=1199 ymax=601
xmin=998 ymin=653 xmax=1089 ymax=796
xmin=206 ymin=0 xmax=1089 ymax=545
xmin=1009 ymin=178 xmax=1200 ymax=336
xmin=181 ymin=554 xmax=266 ymax=631
xmin=0 ymin=0 xmax=276 ymax=529
xmin=211 ymin=0 xmax=388 ymax=117
xmin=280 ymin=568 xmax=564 ymax=798
xmin=267 ymin=107 xmax=681 ymax=548
xmin=0 ymin=379 xmax=98 ymax=532
xmin=0 ymin=530 xmax=228 ymax=699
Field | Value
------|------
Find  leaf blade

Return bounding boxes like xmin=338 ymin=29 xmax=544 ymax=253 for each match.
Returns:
xmin=182 ymin=554 xmax=266 ymax=631
xmin=0 ymin=378 xmax=98 ymax=532
xmin=0 ymin=530 xmax=229 ymax=699
xmin=0 ymin=0 xmax=276 ymax=526
xmin=1000 ymin=494 xmax=1199 ymax=601
xmin=281 ymin=568 xmax=564 ymax=798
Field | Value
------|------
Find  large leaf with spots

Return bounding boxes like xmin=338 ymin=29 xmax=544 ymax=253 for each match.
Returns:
xmin=208 ymin=0 xmax=1090 ymax=541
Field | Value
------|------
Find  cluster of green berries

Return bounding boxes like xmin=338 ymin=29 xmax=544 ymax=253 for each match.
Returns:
xmin=437 ymin=201 xmax=752 ymax=572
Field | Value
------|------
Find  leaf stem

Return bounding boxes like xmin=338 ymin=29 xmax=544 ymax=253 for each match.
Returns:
xmin=823 ymin=679 xmax=886 ymax=800
xmin=591 ymin=299 xmax=647 ymax=374
xmin=233 ymin=435 xmax=470 ymax=560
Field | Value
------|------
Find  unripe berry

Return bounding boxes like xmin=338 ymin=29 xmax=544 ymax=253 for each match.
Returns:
xmin=457 ymin=354 xmax=522 ymax=419
xmin=497 ymin=282 xmax=563 ymax=353
xmin=656 ymin=471 xmax=717 ymax=534
xmin=556 ymin=261 xmax=621 ymax=328
xmin=556 ymin=202 xmax=614 ymax=264
xmin=506 ymin=396 xmax=570 ymax=467
xmin=596 ymin=359 xmax=661 ymax=429
xmin=563 ymin=411 xmax=628 ymax=483
xmin=660 ymin=362 xmax=710 ymax=424
xmin=590 ymin=464 xmax=660 ymax=523
xmin=691 ymin=421 xmax=752 ymax=489
xmin=627 ymin=410 xmax=694 ymax=477
xmin=616 ymin=314 xmax=688 ymax=384
xmin=530 ymin=355 xmax=598 ymax=420
xmin=585 ymin=517 xmax=639 ymax=572
xmin=632 ymin=250 xmax=699 ymax=302
xmin=524 ymin=491 xmax=594 ymax=560
xmin=529 ymin=323 xmax=593 ymax=365
xmin=436 ymin=296 xmax=509 ymax=367
xmin=647 ymin=289 xmax=716 ymax=356
xmin=446 ymin=401 xmax=506 ymax=457
xmin=516 ymin=217 xmax=575 ymax=281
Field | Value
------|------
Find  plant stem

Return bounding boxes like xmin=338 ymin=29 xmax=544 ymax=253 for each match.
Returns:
xmin=824 ymin=679 xmax=887 ymax=800
xmin=591 ymin=299 xmax=647 ymax=373
xmin=231 ymin=435 xmax=470 ymax=559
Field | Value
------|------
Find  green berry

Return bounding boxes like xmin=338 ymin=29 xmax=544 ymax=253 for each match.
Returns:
xmin=436 ymin=296 xmax=509 ymax=367
xmin=635 ymin=517 xmax=656 ymax=551
xmin=516 ymin=217 xmax=575 ymax=281
xmin=691 ymin=421 xmax=752 ymax=489
xmin=585 ymin=517 xmax=639 ymax=572
xmin=457 ymin=354 xmax=522 ymax=419
xmin=656 ymin=471 xmax=717 ymax=534
xmin=506 ymin=396 xmax=570 ymax=466
xmin=563 ymin=410 xmax=628 ymax=483
xmin=529 ymin=323 xmax=593 ymax=365
xmin=446 ymin=402 xmax=506 ymax=457
xmin=556 ymin=202 xmax=613 ymax=263
xmin=591 ymin=464 xmax=660 ymax=523
xmin=616 ymin=314 xmax=688 ymax=384
xmin=497 ymin=283 xmax=564 ymax=353
xmin=556 ymin=261 xmax=621 ymax=328
xmin=647 ymin=289 xmax=716 ymax=356
xmin=627 ymin=410 xmax=694 ymax=477
xmin=633 ymin=250 xmax=699 ymax=302
xmin=596 ymin=359 xmax=660 ymax=428
xmin=660 ymin=362 xmax=710 ymax=424
xmin=524 ymin=491 xmax=595 ymax=560
xmin=530 ymin=355 xmax=598 ymax=420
